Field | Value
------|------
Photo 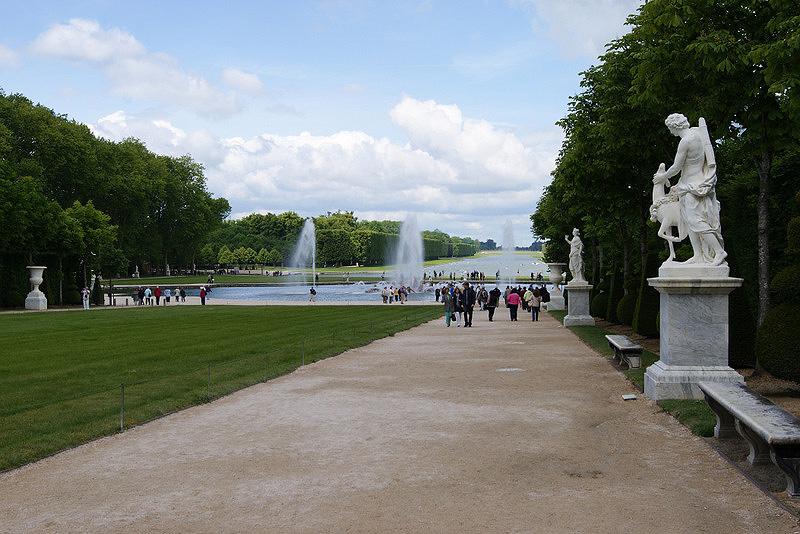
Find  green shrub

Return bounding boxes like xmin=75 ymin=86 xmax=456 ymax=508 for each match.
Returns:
xmin=757 ymin=303 xmax=800 ymax=381
xmin=616 ymin=293 xmax=637 ymax=326
xmin=770 ymin=264 xmax=800 ymax=306
xmin=606 ymin=273 xmax=623 ymax=323
xmin=788 ymin=216 xmax=800 ymax=254
xmin=590 ymin=291 xmax=608 ymax=319
xmin=633 ymin=253 xmax=660 ymax=337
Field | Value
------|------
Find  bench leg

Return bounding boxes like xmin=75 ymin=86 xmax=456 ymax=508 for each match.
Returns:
xmin=702 ymin=393 xmax=736 ymax=439
xmin=627 ymin=354 xmax=641 ymax=369
xmin=770 ymin=445 xmax=800 ymax=498
xmin=735 ymin=420 xmax=771 ymax=465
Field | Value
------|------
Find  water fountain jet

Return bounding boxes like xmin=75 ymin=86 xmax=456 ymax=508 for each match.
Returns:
xmin=290 ymin=219 xmax=317 ymax=287
xmin=392 ymin=215 xmax=424 ymax=290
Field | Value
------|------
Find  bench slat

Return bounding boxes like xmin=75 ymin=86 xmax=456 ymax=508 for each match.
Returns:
xmin=698 ymin=382 xmax=800 ymax=446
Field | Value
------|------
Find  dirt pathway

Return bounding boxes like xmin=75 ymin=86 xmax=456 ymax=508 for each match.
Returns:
xmin=1 ymin=310 xmax=796 ymax=533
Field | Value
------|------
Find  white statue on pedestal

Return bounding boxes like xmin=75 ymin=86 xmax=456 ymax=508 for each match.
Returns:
xmin=564 ymin=228 xmax=586 ymax=284
xmin=652 ymin=114 xmax=727 ymax=266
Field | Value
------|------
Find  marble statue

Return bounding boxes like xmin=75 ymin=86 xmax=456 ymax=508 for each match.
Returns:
xmin=652 ymin=114 xmax=727 ymax=266
xmin=564 ymin=228 xmax=586 ymax=284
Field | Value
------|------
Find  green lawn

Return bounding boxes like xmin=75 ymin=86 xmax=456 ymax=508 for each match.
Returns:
xmin=0 ymin=305 xmax=441 ymax=471
xmin=549 ymin=309 xmax=715 ymax=437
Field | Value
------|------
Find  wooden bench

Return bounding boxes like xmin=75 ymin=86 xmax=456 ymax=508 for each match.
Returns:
xmin=699 ymin=381 xmax=800 ymax=497
xmin=604 ymin=335 xmax=643 ymax=369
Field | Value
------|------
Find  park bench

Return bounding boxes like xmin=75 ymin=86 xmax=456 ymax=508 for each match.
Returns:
xmin=699 ymin=381 xmax=800 ymax=497
xmin=604 ymin=335 xmax=643 ymax=369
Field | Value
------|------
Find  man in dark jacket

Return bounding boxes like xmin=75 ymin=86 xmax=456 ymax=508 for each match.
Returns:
xmin=487 ymin=286 xmax=501 ymax=322
xmin=462 ymin=282 xmax=477 ymax=327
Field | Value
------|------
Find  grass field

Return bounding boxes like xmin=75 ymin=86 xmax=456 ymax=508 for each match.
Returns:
xmin=0 ymin=305 xmax=441 ymax=472
xmin=548 ymin=309 xmax=715 ymax=437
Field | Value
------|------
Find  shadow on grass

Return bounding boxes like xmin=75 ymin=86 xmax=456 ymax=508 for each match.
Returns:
xmin=548 ymin=309 xmax=714 ymax=437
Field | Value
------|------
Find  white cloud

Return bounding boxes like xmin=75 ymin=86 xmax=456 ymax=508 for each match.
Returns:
xmin=89 ymin=97 xmax=557 ymax=241
xmin=31 ymin=19 xmax=238 ymax=117
xmin=222 ymin=68 xmax=264 ymax=94
xmin=31 ymin=18 xmax=144 ymax=62
xmin=513 ymin=0 xmax=642 ymax=58
xmin=0 ymin=44 xmax=20 ymax=67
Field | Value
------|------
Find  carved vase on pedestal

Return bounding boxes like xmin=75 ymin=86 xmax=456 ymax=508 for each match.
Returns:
xmin=25 ymin=265 xmax=48 ymax=310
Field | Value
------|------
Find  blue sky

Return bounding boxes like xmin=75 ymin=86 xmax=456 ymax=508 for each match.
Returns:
xmin=0 ymin=0 xmax=641 ymax=245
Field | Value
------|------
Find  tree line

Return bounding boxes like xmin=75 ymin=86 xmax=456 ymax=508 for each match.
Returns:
xmin=0 ymin=91 xmax=230 ymax=306
xmin=198 ymin=211 xmax=481 ymax=268
xmin=531 ymin=0 xmax=799 ymax=372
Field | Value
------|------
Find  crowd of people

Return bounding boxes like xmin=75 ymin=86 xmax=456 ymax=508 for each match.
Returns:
xmin=436 ymin=282 xmax=551 ymax=327
xmin=128 ymin=286 xmax=211 ymax=306
xmin=380 ymin=285 xmax=415 ymax=304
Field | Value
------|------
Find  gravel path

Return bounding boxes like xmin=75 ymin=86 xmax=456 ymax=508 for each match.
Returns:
xmin=1 ymin=310 xmax=797 ymax=533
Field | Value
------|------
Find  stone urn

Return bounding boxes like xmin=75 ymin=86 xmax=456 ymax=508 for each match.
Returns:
xmin=25 ymin=265 xmax=48 ymax=310
xmin=545 ymin=262 xmax=567 ymax=310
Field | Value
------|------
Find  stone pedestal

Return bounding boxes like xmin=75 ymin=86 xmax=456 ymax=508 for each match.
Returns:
xmin=643 ymin=262 xmax=743 ymax=400
xmin=545 ymin=262 xmax=566 ymax=311
xmin=563 ymin=283 xmax=594 ymax=326
xmin=24 ymin=265 xmax=48 ymax=310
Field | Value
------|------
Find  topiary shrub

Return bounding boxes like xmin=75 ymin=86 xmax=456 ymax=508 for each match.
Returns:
xmin=632 ymin=253 xmax=660 ymax=337
xmin=606 ymin=273 xmax=623 ymax=323
xmin=616 ymin=293 xmax=637 ymax=326
xmin=757 ymin=303 xmax=800 ymax=381
xmin=770 ymin=264 xmax=800 ymax=306
xmin=591 ymin=291 xmax=608 ymax=319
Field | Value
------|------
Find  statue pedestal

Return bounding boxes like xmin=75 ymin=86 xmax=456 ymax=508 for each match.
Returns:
xmin=563 ymin=283 xmax=594 ymax=326
xmin=547 ymin=294 xmax=565 ymax=311
xmin=24 ymin=265 xmax=48 ymax=311
xmin=644 ymin=264 xmax=743 ymax=400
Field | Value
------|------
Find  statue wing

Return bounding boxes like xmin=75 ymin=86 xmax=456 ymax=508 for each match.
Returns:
xmin=698 ymin=117 xmax=716 ymax=168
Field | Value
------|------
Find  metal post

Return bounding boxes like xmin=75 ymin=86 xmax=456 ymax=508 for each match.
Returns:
xmin=119 ymin=383 xmax=125 ymax=432
xmin=207 ymin=364 xmax=211 ymax=399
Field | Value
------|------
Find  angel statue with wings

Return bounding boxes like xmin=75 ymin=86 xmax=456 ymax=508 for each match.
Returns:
xmin=652 ymin=114 xmax=727 ymax=266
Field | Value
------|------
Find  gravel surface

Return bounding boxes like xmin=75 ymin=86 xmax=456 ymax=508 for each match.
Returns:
xmin=1 ymin=310 xmax=797 ymax=533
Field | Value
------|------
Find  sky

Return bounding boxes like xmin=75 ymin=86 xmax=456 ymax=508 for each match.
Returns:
xmin=0 ymin=0 xmax=642 ymax=246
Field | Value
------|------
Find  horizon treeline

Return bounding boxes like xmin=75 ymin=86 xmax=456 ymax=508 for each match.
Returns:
xmin=531 ymin=0 xmax=800 ymax=371
xmin=198 ymin=210 xmax=481 ymax=269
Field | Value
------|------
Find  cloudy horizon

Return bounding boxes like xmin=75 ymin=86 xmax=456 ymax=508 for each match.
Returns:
xmin=0 ymin=0 xmax=642 ymax=245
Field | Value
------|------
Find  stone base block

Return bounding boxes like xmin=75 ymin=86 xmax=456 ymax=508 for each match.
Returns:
xmin=25 ymin=291 xmax=47 ymax=311
xmin=644 ymin=360 xmax=743 ymax=400
xmin=564 ymin=283 xmax=593 ymax=327
xmin=563 ymin=314 xmax=594 ymax=326
xmin=545 ymin=295 xmax=564 ymax=311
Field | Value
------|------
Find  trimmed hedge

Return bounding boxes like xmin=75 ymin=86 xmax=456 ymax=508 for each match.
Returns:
xmin=770 ymin=264 xmax=800 ymax=306
xmin=590 ymin=291 xmax=608 ymax=319
xmin=616 ymin=293 xmax=637 ymax=326
xmin=757 ymin=303 xmax=800 ymax=381
xmin=632 ymin=253 xmax=660 ymax=337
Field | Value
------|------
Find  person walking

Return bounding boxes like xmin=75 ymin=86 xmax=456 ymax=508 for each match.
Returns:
xmin=200 ymin=286 xmax=207 ymax=305
xmin=164 ymin=287 xmax=172 ymax=304
xmin=506 ymin=290 xmax=521 ymax=321
xmin=144 ymin=287 xmax=152 ymax=305
xmin=442 ymin=287 xmax=454 ymax=327
xmin=453 ymin=286 xmax=464 ymax=327
xmin=523 ymin=286 xmax=533 ymax=313
xmin=435 ymin=287 xmax=440 ymax=302
xmin=462 ymin=282 xmax=476 ymax=327
xmin=180 ymin=287 xmax=186 ymax=303
xmin=530 ymin=289 xmax=542 ymax=321
xmin=154 ymin=286 xmax=162 ymax=305
xmin=309 ymin=287 xmax=317 ymax=302
xmin=81 ymin=287 xmax=90 ymax=310
xmin=487 ymin=286 xmax=501 ymax=321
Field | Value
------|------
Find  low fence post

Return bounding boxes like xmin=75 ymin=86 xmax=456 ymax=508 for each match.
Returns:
xmin=207 ymin=363 xmax=211 ymax=400
xmin=119 ymin=383 xmax=125 ymax=432
xmin=301 ymin=340 xmax=305 ymax=366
